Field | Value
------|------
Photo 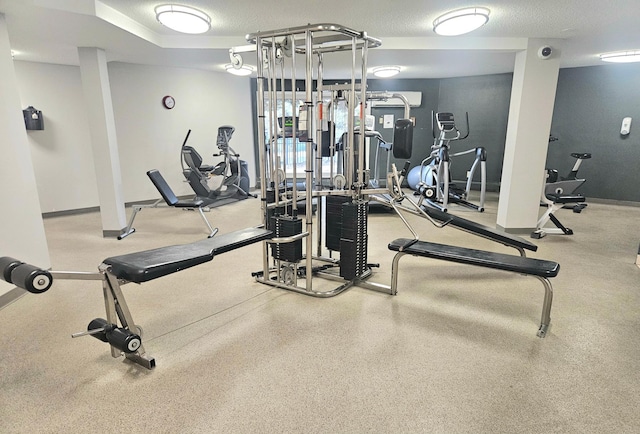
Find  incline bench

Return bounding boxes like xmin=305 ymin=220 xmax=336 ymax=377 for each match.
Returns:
xmin=388 ymin=238 xmax=559 ymax=337
xmin=119 ymin=169 xmax=218 ymax=240
xmin=1 ymin=227 xmax=272 ymax=369
xmin=422 ymin=207 xmax=538 ymax=256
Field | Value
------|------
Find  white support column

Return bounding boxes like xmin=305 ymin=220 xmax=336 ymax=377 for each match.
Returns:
xmin=0 ymin=14 xmax=50 ymax=297
xmin=497 ymin=39 xmax=560 ymax=232
xmin=78 ymin=47 xmax=126 ymax=237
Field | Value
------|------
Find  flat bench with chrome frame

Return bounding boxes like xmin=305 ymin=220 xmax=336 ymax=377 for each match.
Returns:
xmin=0 ymin=227 xmax=272 ymax=369
xmin=388 ymin=238 xmax=559 ymax=337
xmin=118 ymin=169 xmax=218 ymax=240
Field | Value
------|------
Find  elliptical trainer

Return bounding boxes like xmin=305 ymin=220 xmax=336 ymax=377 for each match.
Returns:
xmin=407 ymin=112 xmax=486 ymax=212
xmin=181 ymin=126 xmax=255 ymax=208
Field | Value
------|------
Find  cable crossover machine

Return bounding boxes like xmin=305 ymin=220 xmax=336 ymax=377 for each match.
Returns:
xmin=230 ymin=23 xmax=415 ymax=297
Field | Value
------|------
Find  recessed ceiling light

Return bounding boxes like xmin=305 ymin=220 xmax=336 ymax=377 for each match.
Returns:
xmin=600 ymin=50 xmax=640 ymax=63
xmin=433 ymin=7 xmax=490 ymax=36
xmin=155 ymin=4 xmax=211 ymax=34
xmin=225 ymin=64 xmax=254 ymax=76
xmin=372 ymin=66 xmax=401 ymax=78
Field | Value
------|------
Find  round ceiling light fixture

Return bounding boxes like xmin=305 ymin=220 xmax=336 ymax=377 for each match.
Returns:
xmin=225 ymin=64 xmax=254 ymax=76
xmin=433 ymin=7 xmax=490 ymax=36
xmin=600 ymin=50 xmax=640 ymax=63
xmin=372 ymin=66 xmax=401 ymax=78
xmin=155 ymin=4 xmax=211 ymax=34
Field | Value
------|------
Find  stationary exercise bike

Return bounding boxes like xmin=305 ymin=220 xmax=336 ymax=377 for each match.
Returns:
xmin=544 ymin=146 xmax=591 ymax=213
xmin=407 ymin=112 xmax=486 ymax=212
xmin=532 ymin=169 xmax=586 ymax=239
xmin=181 ymin=126 xmax=255 ymax=208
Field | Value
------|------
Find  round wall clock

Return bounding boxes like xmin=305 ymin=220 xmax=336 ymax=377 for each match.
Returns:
xmin=162 ymin=95 xmax=175 ymax=109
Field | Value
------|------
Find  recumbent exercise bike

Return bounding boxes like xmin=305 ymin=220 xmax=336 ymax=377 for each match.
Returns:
xmin=181 ymin=126 xmax=256 ymax=208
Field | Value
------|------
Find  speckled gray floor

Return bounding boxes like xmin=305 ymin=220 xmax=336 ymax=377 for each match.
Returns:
xmin=1 ymin=193 xmax=639 ymax=433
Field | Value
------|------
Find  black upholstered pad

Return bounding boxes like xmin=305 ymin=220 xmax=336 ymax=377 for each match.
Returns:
xmin=388 ymin=238 xmax=559 ymax=278
xmin=174 ymin=199 xmax=204 ymax=208
xmin=103 ymin=228 xmax=272 ymax=283
xmin=423 ymin=207 xmax=538 ymax=252
xmin=103 ymin=244 xmax=214 ymax=283
xmin=191 ymin=227 xmax=272 ymax=255
xmin=547 ymin=194 xmax=586 ymax=204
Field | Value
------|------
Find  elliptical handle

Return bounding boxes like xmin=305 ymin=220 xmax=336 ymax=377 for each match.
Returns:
xmin=400 ymin=160 xmax=411 ymax=177
xmin=431 ymin=110 xmax=436 ymax=139
xmin=180 ymin=129 xmax=192 ymax=172
xmin=459 ymin=112 xmax=470 ymax=140
xmin=182 ymin=129 xmax=192 ymax=147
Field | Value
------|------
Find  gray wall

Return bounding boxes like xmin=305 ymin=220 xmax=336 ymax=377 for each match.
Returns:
xmin=549 ymin=64 xmax=640 ymax=202
xmin=373 ymin=64 xmax=640 ymax=203
xmin=437 ymin=74 xmax=513 ymax=190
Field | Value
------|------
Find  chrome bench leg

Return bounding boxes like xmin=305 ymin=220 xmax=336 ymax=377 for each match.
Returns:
xmin=100 ymin=267 xmax=156 ymax=369
xmin=197 ymin=207 xmax=218 ymax=238
xmin=534 ymin=276 xmax=554 ymax=338
xmin=389 ymin=252 xmax=406 ymax=296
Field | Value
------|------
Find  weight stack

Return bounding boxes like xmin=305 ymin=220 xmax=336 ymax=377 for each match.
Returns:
xmin=326 ymin=195 xmax=352 ymax=251
xmin=265 ymin=187 xmax=286 ymax=233
xmin=271 ymin=215 xmax=303 ymax=263
xmin=340 ymin=201 xmax=368 ymax=280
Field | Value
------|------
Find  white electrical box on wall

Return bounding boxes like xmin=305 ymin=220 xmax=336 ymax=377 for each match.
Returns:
xmin=621 ymin=117 xmax=632 ymax=135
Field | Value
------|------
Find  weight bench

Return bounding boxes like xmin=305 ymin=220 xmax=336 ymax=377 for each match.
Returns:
xmin=388 ymin=238 xmax=560 ymax=337
xmin=0 ymin=227 xmax=272 ymax=369
xmin=532 ymin=193 xmax=585 ymax=239
xmin=422 ymin=207 xmax=538 ymax=256
xmin=119 ymin=169 xmax=218 ymax=240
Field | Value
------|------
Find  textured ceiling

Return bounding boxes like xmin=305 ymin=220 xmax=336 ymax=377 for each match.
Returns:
xmin=1 ymin=0 xmax=639 ymax=78
xmin=98 ymin=0 xmax=617 ymax=39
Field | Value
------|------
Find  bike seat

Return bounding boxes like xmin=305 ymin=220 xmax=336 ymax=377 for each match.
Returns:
xmin=570 ymin=153 xmax=591 ymax=159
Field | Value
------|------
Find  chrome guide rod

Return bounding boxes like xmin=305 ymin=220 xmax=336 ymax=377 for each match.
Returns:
xmin=245 ymin=24 xmax=383 ymax=297
xmin=270 ymin=36 xmax=279 ymax=201
xmin=291 ymin=38 xmax=298 ymax=217
xmin=316 ymin=52 xmax=324 ymax=258
xmin=304 ymin=29 xmax=314 ymax=292
xmin=256 ymin=37 xmax=270 ymax=279
xmin=358 ymin=38 xmax=369 ymax=189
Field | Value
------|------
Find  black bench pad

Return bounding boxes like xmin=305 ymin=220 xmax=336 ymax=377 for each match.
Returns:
xmin=191 ymin=227 xmax=273 ymax=255
xmin=103 ymin=228 xmax=272 ymax=283
xmin=423 ymin=207 xmax=537 ymax=252
xmin=388 ymin=238 xmax=559 ymax=278
xmin=547 ymin=194 xmax=586 ymax=204
xmin=174 ymin=199 xmax=204 ymax=208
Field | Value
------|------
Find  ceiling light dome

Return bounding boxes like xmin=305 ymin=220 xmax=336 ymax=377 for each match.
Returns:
xmin=433 ymin=7 xmax=490 ymax=36
xmin=600 ymin=50 xmax=640 ymax=63
xmin=225 ymin=64 xmax=254 ymax=76
xmin=155 ymin=5 xmax=211 ymax=34
xmin=372 ymin=66 xmax=401 ymax=78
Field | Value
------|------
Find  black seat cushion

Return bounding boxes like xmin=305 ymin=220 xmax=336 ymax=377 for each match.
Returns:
xmin=388 ymin=238 xmax=559 ymax=278
xmin=103 ymin=243 xmax=215 ymax=283
xmin=102 ymin=228 xmax=273 ymax=283
xmin=423 ymin=207 xmax=537 ymax=252
xmin=174 ymin=199 xmax=204 ymax=208
xmin=547 ymin=194 xmax=586 ymax=204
